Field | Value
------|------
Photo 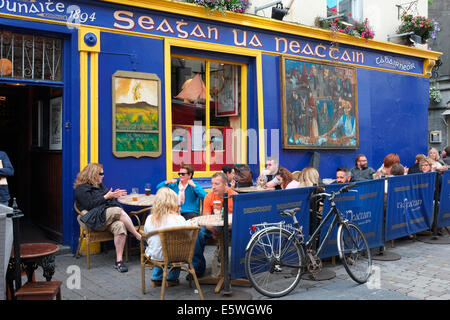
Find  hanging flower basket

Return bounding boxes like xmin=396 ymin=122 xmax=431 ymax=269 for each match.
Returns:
xmin=315 ymin=9 xmax=375 ymax=42
xmin=397 ymin=12 xmax=439 ymax=44
xmin=184 ymin=0 xmax=250 ymax=14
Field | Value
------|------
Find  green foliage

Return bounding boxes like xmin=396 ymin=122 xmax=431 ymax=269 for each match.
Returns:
xmin=430 ymin=87 xmax=441 ymax=103
xmin=185 ymin=0 xmax=250 ymax=14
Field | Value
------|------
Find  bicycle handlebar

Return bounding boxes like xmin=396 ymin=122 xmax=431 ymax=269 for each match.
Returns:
xmin=310 ymin=182 xmax=358 ymax=201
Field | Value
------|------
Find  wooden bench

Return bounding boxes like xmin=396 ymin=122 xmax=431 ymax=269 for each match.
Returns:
xmin=15 ymin=281 xmax=62 ymax=300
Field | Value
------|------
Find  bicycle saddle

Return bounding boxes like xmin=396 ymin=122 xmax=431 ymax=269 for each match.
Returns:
xmin=279 ymin=208 xmax=300 ymax=217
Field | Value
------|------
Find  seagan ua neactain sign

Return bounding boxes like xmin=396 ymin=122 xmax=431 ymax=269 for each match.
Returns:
xmin=0 ymin=0 xmax=424 ymax=74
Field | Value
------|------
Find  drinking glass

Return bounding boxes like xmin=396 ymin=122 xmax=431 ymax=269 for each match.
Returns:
xmin=131 ymin=187 xmax=139 ymax=201
xmin=145 ymin=183 xmax=151 ymax=196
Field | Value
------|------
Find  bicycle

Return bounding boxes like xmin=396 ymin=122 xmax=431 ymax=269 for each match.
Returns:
xmin=244 ymin=183 xmax=372 ymax=298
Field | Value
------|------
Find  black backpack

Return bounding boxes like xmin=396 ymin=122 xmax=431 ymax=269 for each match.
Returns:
xmin=234 ymin=164 xmax=253 ymax=188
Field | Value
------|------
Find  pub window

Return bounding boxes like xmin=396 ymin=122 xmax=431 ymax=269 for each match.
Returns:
xmin=0 ymin=30 xmax=62 ymax=82
xmin=171 ymin=56 xmax=243 ymax=175
xmin=327 ymin=0 xmax=362 ymax=22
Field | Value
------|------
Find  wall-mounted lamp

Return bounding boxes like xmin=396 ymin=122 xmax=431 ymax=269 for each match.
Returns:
xmin=255 ymin=0 xmax=294 ymax=21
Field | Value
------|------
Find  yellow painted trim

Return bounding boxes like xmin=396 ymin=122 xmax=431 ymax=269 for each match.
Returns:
xmin=101 ymin=0 xmax=442 ymax=61
xmin=78 ymin=28 xmax=101 ymax=53
xmin=240 ymin=64 xmax=247 ymax=164
xmin=205 ymin=61 xmax=211 ymax=172
xmin=164 ymin=39 xmax=173 ymax=180
xmin=79 ymin=51 xmax=89 ymax=170
xmin=255 ymin=53 xmax=265 ymax=173
xmin=90 ymin=52 xmax=99 ymax=163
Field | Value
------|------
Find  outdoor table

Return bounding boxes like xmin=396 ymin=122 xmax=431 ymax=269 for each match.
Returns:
xmin=191 ymin=214 xmax=250 ymax=293
xmin=232 ymin=186 xmax=275 ymax=193
xmin=117 ymin=194 xmax=156 ymax=207
xmin=7 ymin=242 xmax=59 ymax=296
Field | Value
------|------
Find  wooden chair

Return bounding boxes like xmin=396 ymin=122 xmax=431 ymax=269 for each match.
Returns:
xmin=14 ymin=281 xmax=62 ymax=300
xmin=140 ymin=225 xmax=204 ymax=300
xmin=73 ymin=203 xmax=128 ymax=269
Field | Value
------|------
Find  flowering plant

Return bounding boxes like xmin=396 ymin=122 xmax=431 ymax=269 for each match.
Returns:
xmin=398 ymin=12 xmax=438 ymax=42
xmin=430 ymin=87 xmax=441 ymax=103
xmin=316 ymin=9 xmax=375 ymax=41
xmin=185 ymin=0 xmax=250 ymax=14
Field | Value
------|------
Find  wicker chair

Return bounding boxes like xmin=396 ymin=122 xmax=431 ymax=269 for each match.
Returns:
xmin=292 ymin=170 xmax=302 ymax=181
xmin=73 ymin=203 xmax=128 ymax=269
xmin=127 ymin=207 xmax=151 ymax=254
xmin=140 ymin=225 xmax=204 ymax=300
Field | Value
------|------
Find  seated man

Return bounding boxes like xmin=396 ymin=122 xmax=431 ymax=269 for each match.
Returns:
xmin=221 ymin=165 xmax=236 ymax=188
xmin=258 ymin=156 xmax=281 ymax=189
xmin=336 ymin=167 xmax=351 ymax=183
xmin=192 ymin=172 xmax=237 ymax=277
xmin=350 ymin=154 xmax=375 ymax=181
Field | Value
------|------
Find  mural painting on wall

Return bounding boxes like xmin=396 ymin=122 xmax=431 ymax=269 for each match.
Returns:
xmin=112 ymin=71 xmax=161 ymax=158
xmin=281 ymin=57 xmax=358 ymax=149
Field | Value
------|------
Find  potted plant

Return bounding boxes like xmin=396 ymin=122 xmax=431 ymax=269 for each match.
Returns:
xmin=184 ymin=0 xmax=250 ymax=14
xmin=398 ymin=12 xmax=439 ymax=44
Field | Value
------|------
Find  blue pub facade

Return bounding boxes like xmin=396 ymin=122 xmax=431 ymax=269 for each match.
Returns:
xmin=0 ymin=0 xmax=441 ymax=250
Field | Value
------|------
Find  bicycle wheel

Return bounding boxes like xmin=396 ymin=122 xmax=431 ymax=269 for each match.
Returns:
xmin=337 ymin=222 xmax=372 ymax=284
xmin=245 ymin=228 xmax=304 ymax=298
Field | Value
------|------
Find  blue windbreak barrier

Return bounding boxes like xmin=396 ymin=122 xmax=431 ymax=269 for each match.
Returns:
xmin=437 ymin=171 xmax=450 ymax=228
xmin=385 ymin=172 xmax=436 ymax=241
xmin=318 ymin=180 xmax=385 ymax=259
xmin=231 ymin=187 xmax=313 ymax=280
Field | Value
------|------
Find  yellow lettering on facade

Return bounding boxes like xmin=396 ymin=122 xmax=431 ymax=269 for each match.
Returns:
xmin=233 ymin=29 xmax=247 ymax=47
xmin=113 ymin=10 xmax=135 ymax=30
xmin=176 ymin=20 xmax=189 ymax=39
xmin=190 ymin=24 xmax=207 ymax=39
xmin=355 ymin=52 xmax=364 ymax=64
xmin=341 ymin=50 xmax=352 ymax=62
xmin=329 ymin=48 xmax=339 ymax=60
xmin=301 ymin=43 xmax=314 ymax=56
xmin=138 ymin=15 xmax=154 ymax=31
xmin=275 ymin=37 xmax=287 ymax=53
xmin=314 ymin=44 xmax=327 ymax=58
xmin=207 ymin=27 xmax=219 ymax=41
xmin=289 ymin=40 xmax=300 ymax=54
xmin=249 ymin=34 xmax=263 ymax=48
xmin=156 ymin=18 xmax=175 ymax=34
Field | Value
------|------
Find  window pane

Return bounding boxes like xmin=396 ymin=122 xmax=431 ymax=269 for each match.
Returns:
xmin=209 ymin=62 xmax=240 ymax=171
xmin=171 ymin=57 xmax=206 ymax=171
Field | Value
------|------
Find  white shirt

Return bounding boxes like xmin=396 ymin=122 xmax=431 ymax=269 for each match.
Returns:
xmin=285 ymin=180 xmax=300 ymax=189
xmin=144 ymin=213 xmax=190 ymax=261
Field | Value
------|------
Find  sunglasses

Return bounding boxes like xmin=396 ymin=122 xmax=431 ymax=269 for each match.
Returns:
xmin=99 ymin=172 xmax=104 ymax=176
xmin=178 ymin=172 xmax=188 ymax=176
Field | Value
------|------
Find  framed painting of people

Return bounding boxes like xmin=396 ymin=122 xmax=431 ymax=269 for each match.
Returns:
xmin=280 ymin=56 xmax=359 ymax=149
xmin=112 ymin=71 xmax=162 ymax=158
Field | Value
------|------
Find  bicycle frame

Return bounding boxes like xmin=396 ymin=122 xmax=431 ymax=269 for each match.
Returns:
xmin=304 ymin=203 xmax=343 ymax=257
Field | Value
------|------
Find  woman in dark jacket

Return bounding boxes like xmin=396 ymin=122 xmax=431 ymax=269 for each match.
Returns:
xmin=74 ymin=163 xmax=141 ymax=273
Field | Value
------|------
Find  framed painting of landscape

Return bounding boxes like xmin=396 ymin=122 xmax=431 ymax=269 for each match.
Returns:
xmin=112 ymin=71 xmax=162 ymax=158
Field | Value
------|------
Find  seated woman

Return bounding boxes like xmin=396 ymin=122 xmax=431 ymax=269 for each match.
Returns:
xmin=144 ymin=187 xmax=193 ymax=287
xmin=428 ymin=148 xmax=448 ymax=172
xmin=74 ymin=163 xmax=142 ymax=273
xmin=375 ymin=153 xmax=402 ymax=178
xmin=298 ymin=167 xmax=320 ymax=187
xmin=276 ymin=167 xmax=300 ymax=189
xmin=156 ymin=164 xmax=206 ymax=220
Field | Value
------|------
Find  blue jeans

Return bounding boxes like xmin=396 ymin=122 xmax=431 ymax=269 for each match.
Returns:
xmin=152 ymin=266 xmax=181 ymax=281
xmin=192 ymin=226 xmax=212 ymax=277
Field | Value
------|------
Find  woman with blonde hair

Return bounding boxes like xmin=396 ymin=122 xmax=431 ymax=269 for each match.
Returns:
xmin=144 ymin=187 xmax=191 ymax=287
xmin=299 ymin=167 xmax=320 ymax=187
xmin=428 ymin=148 xmax=448 ymax=172
xmin=74 ymin=163 xmax=142 ymax=273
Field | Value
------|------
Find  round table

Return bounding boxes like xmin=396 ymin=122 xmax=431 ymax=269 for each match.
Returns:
xmin=9 ymin=243 xmax=59 ymax=283
xmin=117 ymin=194 xmax=156 ymax=207
xmin=233 ymin=186 xmax=275 ymax=193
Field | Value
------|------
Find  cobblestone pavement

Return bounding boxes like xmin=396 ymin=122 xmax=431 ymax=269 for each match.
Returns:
xmin=29 ymin=234 xmax=450 ymax=301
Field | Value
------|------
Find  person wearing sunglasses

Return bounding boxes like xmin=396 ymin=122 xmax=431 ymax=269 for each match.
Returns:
xmin=74 ymin=163 xmax=142 ymax=273
xmin=156 ymin=164 xmax=206 ymax=220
